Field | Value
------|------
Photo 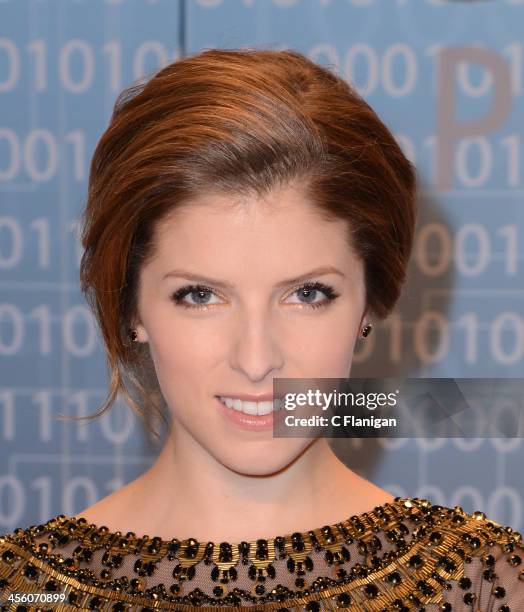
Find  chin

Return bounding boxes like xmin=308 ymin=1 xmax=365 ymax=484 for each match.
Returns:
xmin=214 ymin=439 xmax=312 ymax=477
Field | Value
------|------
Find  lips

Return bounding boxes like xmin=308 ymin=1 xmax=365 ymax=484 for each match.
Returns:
xmin=214 ymin=396 xmax=286 ymax=432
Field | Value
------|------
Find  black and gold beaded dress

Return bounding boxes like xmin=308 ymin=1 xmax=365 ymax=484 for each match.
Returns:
xmin=1 ymin=497 xmax=523 ymax=611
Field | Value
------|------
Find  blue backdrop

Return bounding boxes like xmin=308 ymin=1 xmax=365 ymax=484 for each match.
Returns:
xmin=0 ymin=0 xmax=523 ymax=534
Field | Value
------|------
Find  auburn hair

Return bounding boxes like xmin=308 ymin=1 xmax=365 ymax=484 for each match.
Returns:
xmin=71 ymin=47 xmax=417 ymax=439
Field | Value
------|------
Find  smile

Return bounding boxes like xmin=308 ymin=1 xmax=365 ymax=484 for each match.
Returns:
xmin=217 ymin=396 xmax=283 ymax=416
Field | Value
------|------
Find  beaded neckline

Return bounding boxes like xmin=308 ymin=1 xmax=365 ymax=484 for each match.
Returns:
xmin=4 ymin=495 xmax=523 ymax=610
xmin=49 ymin=495 xmax=421 ymax=548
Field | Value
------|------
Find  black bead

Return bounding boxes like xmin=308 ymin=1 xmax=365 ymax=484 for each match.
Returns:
xmin=305 ymin=602 xmax=320 ymax=612
xmin=493 ymin=586 xmax=506 ymax=598
xmin=483 ymin=554 xmax=496 ymax=566
xmin=185 ymin=545 xmax=198 ymax=558
xmin=44 ymin=579 xmax=58 ymax=591
xmin=337 ymin=592 xmax=351 ymax=605
xmin=292 ymin=540 xmax=305 ymax=552
xmin=469 ymin=537 xmax=481 ymax=549
xmin=459 ymin=576 xmax=471 ymax=589
xmin=387 ymin=570 xmax=402 ymax=584
xmin=363 ymin=583 xmax=379 ymax=598
xmin=1 ymin=549 xmax=14 ymax=562
xmin=417 ymin=579 xmax=434 ymax=596
xmin=167 ymin=538 xmax=180 ymax=556
xmin=218 ymin=542 xmax=232 ymax=562
xmin=22 ymin=564 xmax=38 ymax=579
xmin=386 ymin=528 xmax=400 ymax=542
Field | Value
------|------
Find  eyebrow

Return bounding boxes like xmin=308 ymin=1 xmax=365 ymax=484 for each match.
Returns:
xmin=162 ymin=265 xmax=346 ymax=289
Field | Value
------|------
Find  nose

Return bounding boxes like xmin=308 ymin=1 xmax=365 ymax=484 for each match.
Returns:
xmin=229 ymin=309 xmax=284 ymax=383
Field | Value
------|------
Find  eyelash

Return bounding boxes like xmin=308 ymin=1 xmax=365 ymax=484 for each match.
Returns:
xmin=170 ymin=281 xmax=340 ymax=311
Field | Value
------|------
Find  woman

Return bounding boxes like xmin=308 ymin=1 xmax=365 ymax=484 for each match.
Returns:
xmin=1 ymin=48 xmax=523 ymax=611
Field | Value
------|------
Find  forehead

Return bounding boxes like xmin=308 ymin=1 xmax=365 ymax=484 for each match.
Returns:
xmin=142 ymin=184 xmax=365 ymax=291
xmin=153 ymin=184 xmax=350 ymax=247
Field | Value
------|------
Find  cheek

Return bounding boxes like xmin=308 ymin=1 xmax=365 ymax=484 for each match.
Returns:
xmin=310 ymin=343 xmax=357 ymax=378
xmin=291 ymin=313 xmax=359 ymax=373
xmin=150 ymin=326 xmax=217 ymax=381
xmin=146 ymin=318 xmax=228 ymax=411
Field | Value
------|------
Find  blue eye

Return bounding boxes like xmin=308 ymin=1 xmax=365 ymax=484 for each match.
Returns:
xmin=170 ymin=281 xmax=340 ymax=310
xmin=285 ymin=282 xmax=340 ymax=309
xmin=170 ymin=285 xmax=219 ymax=308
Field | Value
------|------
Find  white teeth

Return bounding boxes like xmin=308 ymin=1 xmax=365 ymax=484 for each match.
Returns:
xmin=218 ymin=397 xmax=282 ymax=416
xmin=232 ymin=399 xmax=242 ymax=412
xmin=241 ymin=401 xmax=257 ymax=415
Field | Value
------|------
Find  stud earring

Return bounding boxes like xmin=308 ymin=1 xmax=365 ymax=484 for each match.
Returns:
xmin=128 ymin=329 xmax=138 ymax=342
xmin=361 ymin=323 xmax=372 ymax=338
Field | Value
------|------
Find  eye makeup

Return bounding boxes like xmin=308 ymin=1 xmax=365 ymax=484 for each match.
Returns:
xmin=170 ymin=280 xmax=340 ymax=311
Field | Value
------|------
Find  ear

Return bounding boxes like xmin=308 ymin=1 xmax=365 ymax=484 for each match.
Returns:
xmin=131 ymin=320 xmax=149 ymax=343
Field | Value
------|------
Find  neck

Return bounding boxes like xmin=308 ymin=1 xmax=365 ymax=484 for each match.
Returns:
xmin=118 ymin=430 xmax=394 ymax=543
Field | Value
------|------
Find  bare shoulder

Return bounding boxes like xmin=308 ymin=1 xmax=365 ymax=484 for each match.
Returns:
xmin=74 ymin=494 xmax=122 ymax=527
xmin=74 ymin=476 xmax=146 ymax=533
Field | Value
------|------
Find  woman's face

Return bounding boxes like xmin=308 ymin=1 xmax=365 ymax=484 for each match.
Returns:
xmin=134 ymin=182 xmax=367 ymax=475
